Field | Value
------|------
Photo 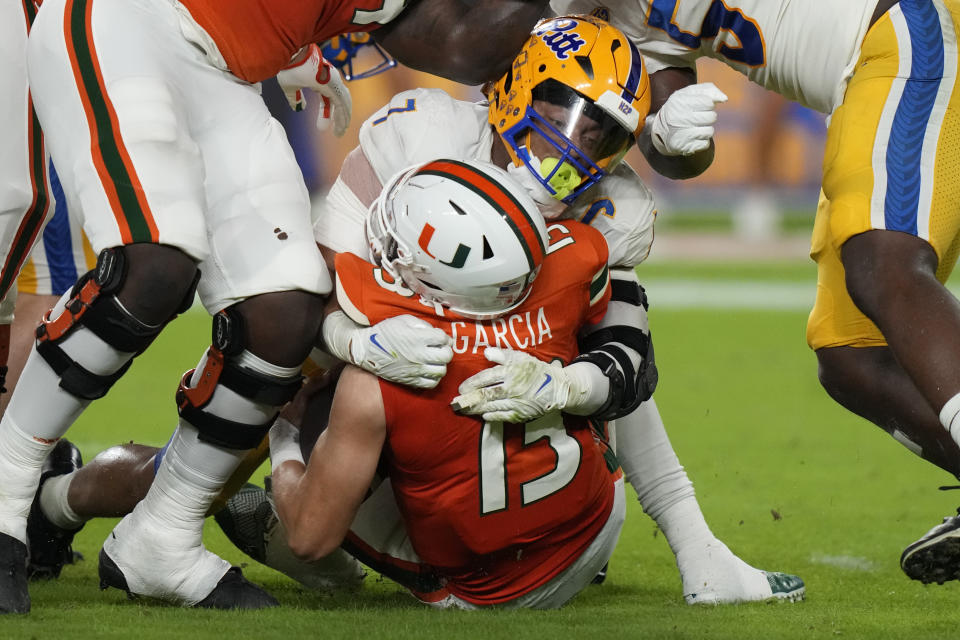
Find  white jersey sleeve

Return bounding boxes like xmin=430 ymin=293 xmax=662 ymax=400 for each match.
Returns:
xmin=358 ymin=88 xmax=494 ymax=184
xmin=551 ymin=0 xmax=875 ymax=113
xmin=564 ymin=162 xmax=656 ymax=269
xmin=317 ymin=89 xmax=494 ymax=259
xmin=313 ymin=175 xmax=371 ymax=259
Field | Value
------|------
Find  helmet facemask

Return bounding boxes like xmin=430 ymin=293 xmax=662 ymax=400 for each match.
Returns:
xmin=502 ymin=79 xmax=634 ymax=205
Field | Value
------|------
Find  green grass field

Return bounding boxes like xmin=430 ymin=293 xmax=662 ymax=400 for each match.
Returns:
xmin=7 ymin=256 xmax=960 ymax=639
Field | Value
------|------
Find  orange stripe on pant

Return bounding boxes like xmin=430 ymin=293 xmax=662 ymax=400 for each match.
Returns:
xmin=62 ymin=0 xmax=159 ymax=245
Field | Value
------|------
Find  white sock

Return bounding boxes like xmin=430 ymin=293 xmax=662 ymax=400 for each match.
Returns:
xmin=39 ymin=472 xmax=85 ymax=530
xmin=0 ymin=414 xmax=55 ymax=542
xmin=615 ymin=399 xmax=715 ymax=552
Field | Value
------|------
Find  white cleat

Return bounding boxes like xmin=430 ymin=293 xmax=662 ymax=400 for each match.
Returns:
xmin=679 ymin=540 xmax=805 ymax=605
xmin=99 ymin=507 xmax=275 ymax=608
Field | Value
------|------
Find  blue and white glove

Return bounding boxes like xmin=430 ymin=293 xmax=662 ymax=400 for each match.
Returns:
xmin=451 ymin=347 xmax=608 ymax=423
xmin=277 ymin=43 xmax=352 ymax=137
xmin=646 ymin=82 xmax=728 ymax=156
xmin=322 ymin=311 xmax=453 ymax=388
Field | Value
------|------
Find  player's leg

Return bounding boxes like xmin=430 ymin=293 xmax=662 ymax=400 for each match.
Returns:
xmin=811 ymin=192 xmax=960 ymax=474
xmin=6 ymin=164 xmax=97 ymax=416
xmin=614 ymin=400 xmax=805 ymax=604
xmin=807 ymin=0 xmax=960 ymax=581
xmin=0 ymin=0 xmax=70 ymax=614
xmin=0 ymin=0 xmax=218 ymax=612
xmin=94 ymin=15 xmax=331 ymax=605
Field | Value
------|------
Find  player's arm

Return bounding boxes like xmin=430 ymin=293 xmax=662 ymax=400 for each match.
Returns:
xmin=270 ymin=365 xmax=386 ymax=562
xmin=637 ymin=67 xmax=726 ymax=180
xmin=572 ymin=267 xmax=657 ymax=420
xmin=373 ymin=0 xmax=549 ymax=85
xmin=314 ymin=149 xmax=454 ymax=388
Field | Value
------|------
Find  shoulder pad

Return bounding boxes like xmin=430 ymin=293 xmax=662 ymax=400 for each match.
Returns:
xmin=567 ymin=163 xmax=656 ymax=269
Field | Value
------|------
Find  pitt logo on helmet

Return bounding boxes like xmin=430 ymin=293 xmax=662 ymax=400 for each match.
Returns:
xmin=535 ymin=19 xmax=587 ymax=60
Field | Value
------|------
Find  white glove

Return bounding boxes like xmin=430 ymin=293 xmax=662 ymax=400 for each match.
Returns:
xmin=645 ymin=82 xmax=728 ymax=156
xmin=452 ymin=347 xmax=607 ymax=423
xmin=276 ymin=43 xmax=352 ymax=137
xmin=322 ymin=311 xmax=453 ymax=389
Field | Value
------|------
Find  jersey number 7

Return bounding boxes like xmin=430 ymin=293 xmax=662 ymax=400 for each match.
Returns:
xmin=478 ymin=415 xmax=582 ymax=515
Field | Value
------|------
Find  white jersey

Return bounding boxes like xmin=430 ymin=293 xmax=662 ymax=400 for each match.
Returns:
xmin=551 ymin=0 xmax=876 ymax=113
xmin=314 ymin=88 xmax=656 ymax=269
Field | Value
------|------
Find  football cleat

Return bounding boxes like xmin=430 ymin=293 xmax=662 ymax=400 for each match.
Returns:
xmin=679 ymin=540 xmax=806 ymax=605
xmin=590 ymin=563 xmax=608 ymax=585
xmin=26 ymin=439 xmax=84 ymax=580
xmin=98 ymin=548 xmax=278 ymax=610
xmin=215 ymin=481 xmax=365 ymax=591
xmin=762 ymin=572 xmax=806 ymax=603
xmin=213 ymin=482 xmax=275 ymax=563
xmin=0 ymin=533 xmax=30 ymax=614
xmin=900 ymin=512 xmax=960 ymax=584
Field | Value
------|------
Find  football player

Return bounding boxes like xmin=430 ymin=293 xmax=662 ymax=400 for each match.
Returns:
xmin=548 ymin=0 xmax=960 ymax=583
xmin=273 ymin=157 xmax=624 ymax=609
xmin=0 ymin=0 xmax=560 ymax=615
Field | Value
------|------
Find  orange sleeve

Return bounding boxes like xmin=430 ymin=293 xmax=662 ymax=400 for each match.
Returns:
xmin=569 ymin=223 xmax=611 ymax=326
xmin=334 ymin=253 xmax=376 ymax=326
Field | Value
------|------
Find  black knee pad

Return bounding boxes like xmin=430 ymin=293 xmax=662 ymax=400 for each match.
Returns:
xmin=34 ymin=247 xmax=198 ymax=400
xmin=177 ymin=312 xmax=303 ymax=450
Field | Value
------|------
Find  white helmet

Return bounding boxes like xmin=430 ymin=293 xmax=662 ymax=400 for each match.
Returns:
xmin=366 ymin=159 xmax=549 ymax=320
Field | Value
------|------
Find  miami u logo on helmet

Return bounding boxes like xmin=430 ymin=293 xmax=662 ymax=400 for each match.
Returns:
xmin=535 ymin=19 xmax=586 ymax=60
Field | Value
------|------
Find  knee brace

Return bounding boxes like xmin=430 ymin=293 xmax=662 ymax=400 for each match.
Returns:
xmin=177 ymin=308 xmax=303 ymax=450
xmin=34 ymin=247 xmax=199 ymax=400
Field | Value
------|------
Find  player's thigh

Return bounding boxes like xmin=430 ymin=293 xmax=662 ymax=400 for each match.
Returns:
xmin=27 ymin=0 xmax=209 ymax=260
xmin=189 ymin=87 xmax=329 ymax=312
xmin=807 ymin=192 xmax=888 ymax=349
xmin=811 ymin=1 xmax=960 ymax=348
xmin=509 ymin=478 xmax=625 ymax=609
xmin=343 ymin=478 xmax=446 ymax=598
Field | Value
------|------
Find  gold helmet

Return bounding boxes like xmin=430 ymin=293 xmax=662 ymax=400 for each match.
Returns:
xmin=487 ymin=15 xmax=651 ymax=205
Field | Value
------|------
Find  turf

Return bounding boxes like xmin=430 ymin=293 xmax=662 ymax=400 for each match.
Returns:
xmin=7 ymin=260 xmax=960 ymax=639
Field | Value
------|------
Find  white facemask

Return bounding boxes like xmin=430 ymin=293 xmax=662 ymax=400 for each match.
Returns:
xmin=506 ymin=159 xmax=568 ymax=220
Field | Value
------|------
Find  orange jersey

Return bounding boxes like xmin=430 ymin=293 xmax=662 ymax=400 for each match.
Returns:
xmin=335 ymin=221 xmax=616 ymax=605
xmin=179 ymin=0 xmax=406 ymax=83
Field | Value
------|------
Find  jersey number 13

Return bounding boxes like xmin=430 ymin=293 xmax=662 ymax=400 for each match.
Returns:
xmin=478 ymin=415 xmax=582 ymax=515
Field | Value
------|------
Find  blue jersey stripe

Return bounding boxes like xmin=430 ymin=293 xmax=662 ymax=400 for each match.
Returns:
xmin=42 ymin=163 xmax=80 ymax=295
xmin=884 ymin=0 xmax=944 ymax=234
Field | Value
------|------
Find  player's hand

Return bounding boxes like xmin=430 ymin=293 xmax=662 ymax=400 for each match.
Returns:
xmin=452 ymin=347 xmax=575 ymax=423
xmin=646 ymin=82 xmax=728 ymax=156
xmin=348 ymin=315 xmax=453 ymax=389
xmin=276 ymin=43 xmax=352 ymax=137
